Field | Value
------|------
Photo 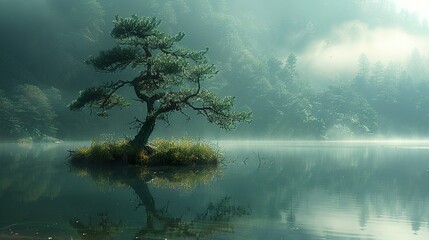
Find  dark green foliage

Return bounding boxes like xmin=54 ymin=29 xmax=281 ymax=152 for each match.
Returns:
xmin=69 ymin=87 xmax=107 ymax=110
xmin=70 ymin=14 xmax=251 ymax=147
xmin=86 ymin=46 xmax=140 ymax=72
xmin=69 ymin=86 xmax=129 ymax=117
xmin=314 ymin=86 xmax=378 ymax=137
xmin=0 ymin=90 xmax=20 ymax=139
xmin=225 ymin=53 xmax=323 ymax=138
xmin=111 ymin=15 xmax=161 ymax=39
xmin=351 ymin=59 xmax=429 ymax=135
xmin=13 ymin=84 xmax=59 ymax=138
xmin=0 ymin=84 xmax=60 ymax=141
xmin=3 ymin=0 xmax=429 ymax=140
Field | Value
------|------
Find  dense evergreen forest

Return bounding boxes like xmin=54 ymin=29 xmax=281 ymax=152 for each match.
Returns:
xmin=1 ymin=0 xmax=429 ymax=142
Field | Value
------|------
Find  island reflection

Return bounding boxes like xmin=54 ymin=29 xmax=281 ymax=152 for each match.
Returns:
xmin=69 ymin=159 xmax=250 ymax=239
xmin=1 ymin=143 xmax=429 ymax=239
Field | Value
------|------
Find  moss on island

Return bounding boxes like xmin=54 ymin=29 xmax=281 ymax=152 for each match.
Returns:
xmin=70 ymin=138 xmax=222 ymax=166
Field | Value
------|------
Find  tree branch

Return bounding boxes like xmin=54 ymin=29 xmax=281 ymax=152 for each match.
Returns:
xmin=100 ymin=80 xmax=131 ymax=109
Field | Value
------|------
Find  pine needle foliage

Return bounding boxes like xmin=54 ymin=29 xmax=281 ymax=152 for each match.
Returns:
xmin=69 ymin=14 xmax=251 ymax=148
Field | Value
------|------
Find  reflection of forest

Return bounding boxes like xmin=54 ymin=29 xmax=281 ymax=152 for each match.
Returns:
xmin=2 ymin=143 xmax=429 ymax=238
xmin=0 ymin=144 xmax=63 ymax=203
xmin=70 ymin=161 xmax=249 ymax=239
xmin=223 ymin=145 xmax=429 ymax=235
xmin=0 ymin=144 xmax=71 ymax=239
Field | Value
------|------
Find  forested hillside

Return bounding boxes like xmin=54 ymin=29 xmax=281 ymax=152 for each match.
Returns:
xmin=1 ymin=0 xmax=428 ymax=141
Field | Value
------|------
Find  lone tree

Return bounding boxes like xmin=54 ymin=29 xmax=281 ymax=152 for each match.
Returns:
xmin=69 ymin=15 xmax=251 ymax=149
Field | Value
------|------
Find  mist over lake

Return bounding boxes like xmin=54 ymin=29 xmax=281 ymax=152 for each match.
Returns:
xmin=2 ymin=141 xmax=429 ymax=239
xmin=1 ymin=0 xmax=429 ymax=141
xmin=1 ymin=1 xmax=429 ymax=239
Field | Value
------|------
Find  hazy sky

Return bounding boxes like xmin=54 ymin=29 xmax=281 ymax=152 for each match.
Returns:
xmin=300 ymin=21 xmax=429 ymax=81
xmin=396 ymin=0 xmax=429 ymax=20
xmin=1 ymin=0 xmax=427 ymax=87
xmin=292 ymin=0 xmax=429 ymax=84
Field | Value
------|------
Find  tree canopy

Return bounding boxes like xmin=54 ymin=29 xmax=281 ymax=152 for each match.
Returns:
xmin=69 ymin=15 xmax=251 ymax=147
xmin=2 ymin=1 xmax=429 ymax=140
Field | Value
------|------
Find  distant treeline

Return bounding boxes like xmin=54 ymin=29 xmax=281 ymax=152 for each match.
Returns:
xmin=234 ymin=53 xmax=429 ymax=139
xmin=1 ymin=0 xmax=429 ymax=141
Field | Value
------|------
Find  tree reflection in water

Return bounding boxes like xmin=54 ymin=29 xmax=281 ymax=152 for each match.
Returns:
xmin=70 ymin=213 xmax=123 ymax=240
xmin=0 ymin=144 xmax=63 ymax=203
xmin=69 ymin=161 xmax=250 ymax=239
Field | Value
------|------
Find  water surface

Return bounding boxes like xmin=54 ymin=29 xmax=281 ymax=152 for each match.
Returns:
xmin=1 ymin=141 xmax=429 ymax=239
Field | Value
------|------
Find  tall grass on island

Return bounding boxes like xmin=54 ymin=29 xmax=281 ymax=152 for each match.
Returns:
xmin=69 ymin=138 xmax=222 ymax=167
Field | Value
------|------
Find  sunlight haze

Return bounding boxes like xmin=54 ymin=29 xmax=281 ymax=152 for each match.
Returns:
xmin=2 ymin=1 xmax=429 ymax=239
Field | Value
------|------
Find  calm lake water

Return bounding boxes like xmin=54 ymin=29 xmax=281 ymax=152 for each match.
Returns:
xmin=1 ymin=141 xmax=429 ymax=239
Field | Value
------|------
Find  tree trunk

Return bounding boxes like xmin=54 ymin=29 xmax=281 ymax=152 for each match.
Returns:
xmin=131 ymin=116 xmax=156 ymax=149
xmin=129 ymin=180 xmax=156 ymax=234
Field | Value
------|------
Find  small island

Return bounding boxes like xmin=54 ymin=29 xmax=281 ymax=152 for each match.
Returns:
xmin=71 ymin=138 xmax=222 ymax=166
xmin=69 ymin=15 xmax=251 ymax=166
